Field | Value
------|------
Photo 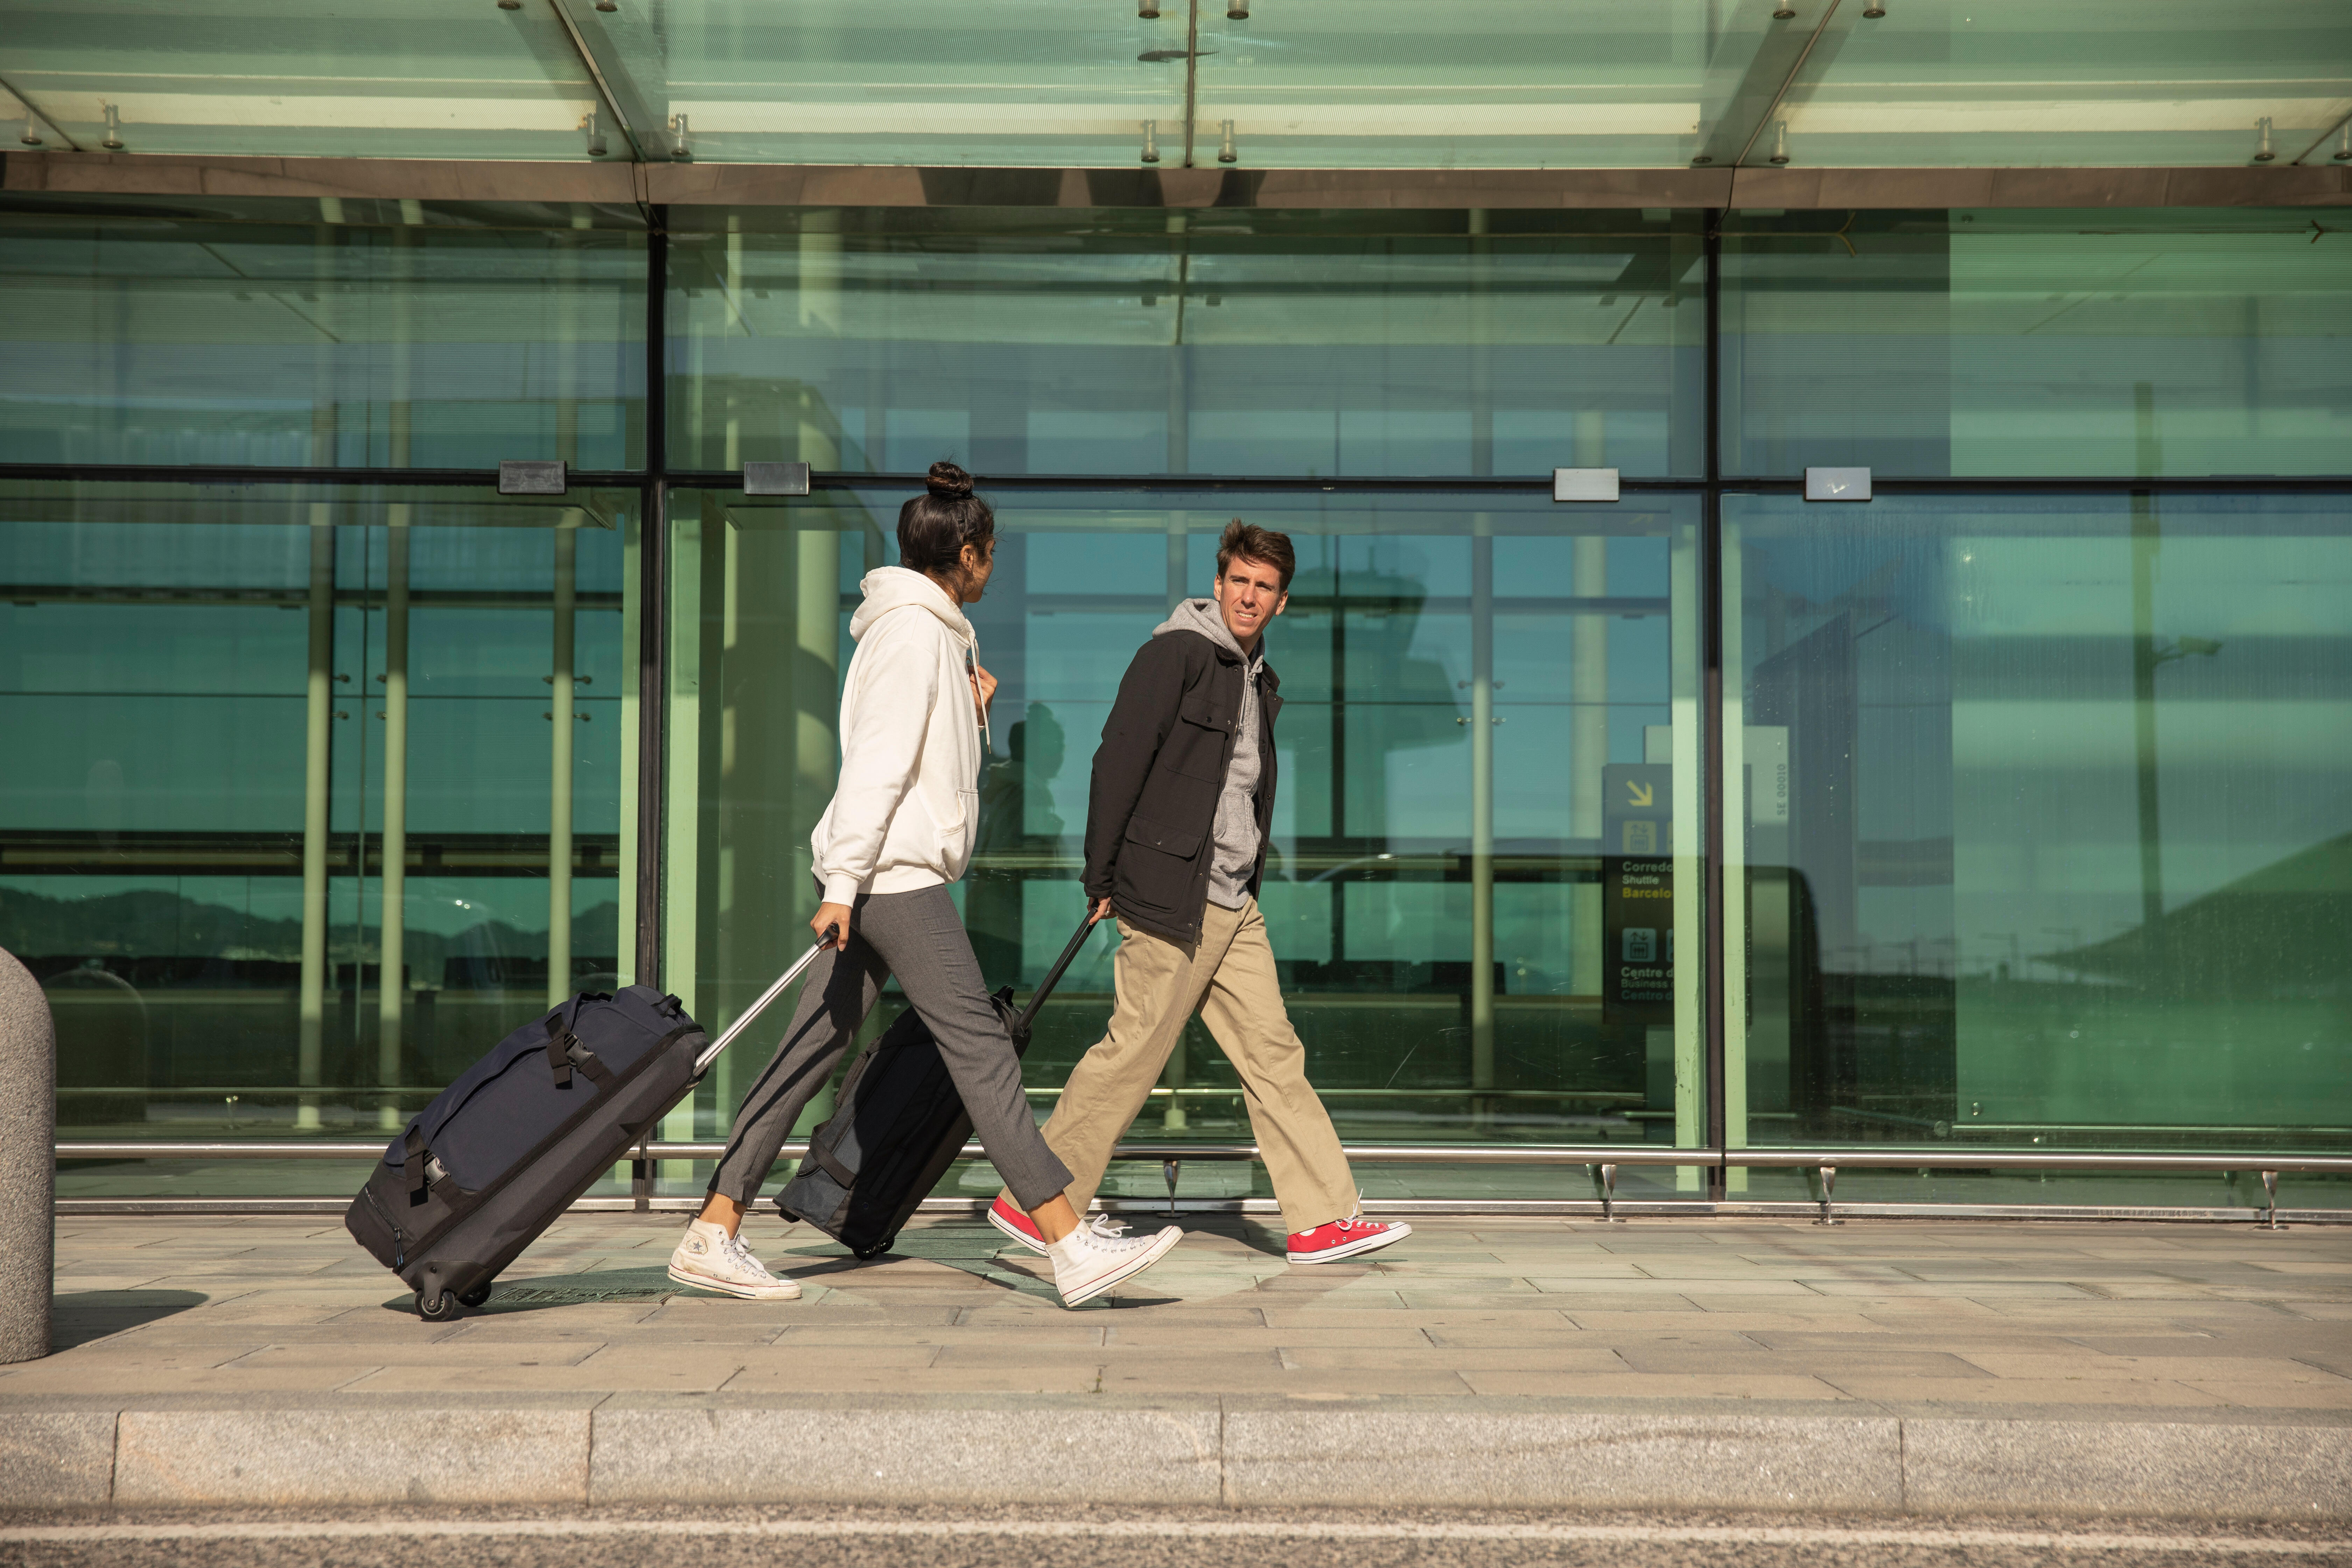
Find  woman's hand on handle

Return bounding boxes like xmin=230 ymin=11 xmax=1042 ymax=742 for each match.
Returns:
xmin=812 ymin=903 xmax=853 ymax=948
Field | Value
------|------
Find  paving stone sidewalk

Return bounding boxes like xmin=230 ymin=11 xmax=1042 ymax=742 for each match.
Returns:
xmin=6 ymin=1213 xmax=2349 ymax=1516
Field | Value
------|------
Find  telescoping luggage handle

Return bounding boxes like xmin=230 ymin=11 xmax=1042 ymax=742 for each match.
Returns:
xmin=692 ymin=926 xmax=837 ymax=1076
xmin=1011 ymin=910 xmax=1102 ymax=1037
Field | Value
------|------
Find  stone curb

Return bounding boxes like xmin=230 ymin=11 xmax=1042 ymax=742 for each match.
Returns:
xmin=1 ymin=1403 xmax=2345 ymax=1518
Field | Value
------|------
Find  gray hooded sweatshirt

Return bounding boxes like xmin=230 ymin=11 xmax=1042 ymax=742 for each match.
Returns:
xmin=1153 ymin=597 xmax=1265 ymax=911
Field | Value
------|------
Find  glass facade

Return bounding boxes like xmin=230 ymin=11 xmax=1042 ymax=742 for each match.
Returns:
xmin=5 ymin=192 xmax=2345 ymax=1209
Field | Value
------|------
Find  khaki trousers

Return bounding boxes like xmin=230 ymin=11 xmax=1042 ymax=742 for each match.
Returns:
xmin=1004 ymin=896 xmax=1358 ymax=1237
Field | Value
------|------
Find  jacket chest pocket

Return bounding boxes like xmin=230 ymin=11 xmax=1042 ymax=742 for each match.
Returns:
xmin=1171 ymin=690 xmax=1234 ymax=782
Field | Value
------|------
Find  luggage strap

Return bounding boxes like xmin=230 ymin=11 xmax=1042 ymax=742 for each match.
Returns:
xmin=544 ymin=1011 xmax=615 ymax=1090
xmin=402 ymin=1127 xmax=462 ymax=1202
xmin=808 ymin=1132 xmax=859 ymax=1189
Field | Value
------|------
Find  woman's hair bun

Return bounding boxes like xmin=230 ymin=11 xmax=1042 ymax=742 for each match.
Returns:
xmin=926 ymin=460 xmax=975 ymax=500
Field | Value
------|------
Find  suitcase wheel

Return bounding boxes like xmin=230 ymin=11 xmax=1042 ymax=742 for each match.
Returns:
xmin=415 ymin=1289 xmax=463 ymax=1321
xmin=457 ymin=1283 xmax=493 ymax=1309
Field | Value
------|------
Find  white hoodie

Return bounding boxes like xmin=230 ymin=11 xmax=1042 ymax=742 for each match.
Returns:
xmin=810 ymin=566 xmax=988 ymax=906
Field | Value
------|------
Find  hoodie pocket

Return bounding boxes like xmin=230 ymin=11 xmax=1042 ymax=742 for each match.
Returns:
xmin=938 ymin=786 xmax=978 ymax=843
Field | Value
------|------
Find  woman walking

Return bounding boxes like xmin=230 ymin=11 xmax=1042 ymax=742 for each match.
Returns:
xmin=667 ymin=462 xmax=1182 ymax=1309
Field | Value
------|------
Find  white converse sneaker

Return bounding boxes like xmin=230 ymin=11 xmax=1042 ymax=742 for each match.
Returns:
xmin=1048 ymin=1214 xmax=1181 ymax=1308
xmin=667 ymin=1219 xmax=803 ymax=1300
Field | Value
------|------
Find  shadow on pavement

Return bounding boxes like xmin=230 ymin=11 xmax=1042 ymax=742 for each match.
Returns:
xmin=50 ymin=1288 xmax=207 ymax=1349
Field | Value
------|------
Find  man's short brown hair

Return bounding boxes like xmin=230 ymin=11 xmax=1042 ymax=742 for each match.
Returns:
xmin=1216 ymin=518 xmax=1296 ymax=593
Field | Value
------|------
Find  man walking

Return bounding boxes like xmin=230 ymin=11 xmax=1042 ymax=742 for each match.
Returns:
xmin=991 ymin=520 xmax=1409 ymax=1264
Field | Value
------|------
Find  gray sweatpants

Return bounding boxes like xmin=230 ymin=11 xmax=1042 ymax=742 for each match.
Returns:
xmin=706 ymin=880 xmax=1073 ymax=1212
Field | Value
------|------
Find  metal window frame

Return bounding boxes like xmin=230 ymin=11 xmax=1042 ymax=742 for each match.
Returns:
xmin=9 ymin=185 xmax=2352 ymax=1218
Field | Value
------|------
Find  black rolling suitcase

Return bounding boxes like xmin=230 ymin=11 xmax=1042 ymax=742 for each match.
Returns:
xmin=778 ymin=912 xmax=1099 ymax=1258
xmin=344 ymin=940 xmax=831 ymax=1320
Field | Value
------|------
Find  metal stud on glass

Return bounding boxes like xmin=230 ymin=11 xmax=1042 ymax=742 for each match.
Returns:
xmin=595 ymin=0 xmax=617 ymax=9
xmin=2253 ymin=116 xmax=2276 ymax=163
xmin=1227 ymin=0 xmax=1250 ymax=16
xmin=99 ymin=102 xmax=123 ymax=150
xmin=580 ymin=110 xmax=607 ymax=159
xmin=1772 ymin=1 xmax=1795 ymax=16
xmin=2337 ymin=124 xmax=2352 ymax=161
xmin=1217 ymin=119 xmax=1237 ymax=164
xmin=1769 ymin=120 xmax=1790 ymax=164
xmin=1140 ymin=119 xmax=1161 ymax=164
xmin=668 ymin=113 xmax=691 ymax=161
xmin=1861 ymin=0 xmax=1885 ymax=15
xmin=17 ymin=112 xmax=39 ymax=147
xmin=1139 ymin=0 xmax=1160 ymax=15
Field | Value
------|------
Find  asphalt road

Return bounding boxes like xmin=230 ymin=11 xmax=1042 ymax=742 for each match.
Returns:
xmin=0 ymin=1506 xmax=2344 ymax=1568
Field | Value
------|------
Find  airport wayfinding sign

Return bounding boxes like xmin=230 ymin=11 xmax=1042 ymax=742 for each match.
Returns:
xmin=1602 ymin=764 xmax=1673 ymax=1025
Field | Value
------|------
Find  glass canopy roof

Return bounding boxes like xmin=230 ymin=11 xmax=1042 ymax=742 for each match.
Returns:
xmin=1 ymin=0 xmax=2346 ymax=170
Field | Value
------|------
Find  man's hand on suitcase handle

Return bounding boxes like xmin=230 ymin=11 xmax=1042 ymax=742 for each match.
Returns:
xmin=812 ymin=905 xmax=852 ymax=948
xmin=1087 ymin=897 xmax=1114 ymax=925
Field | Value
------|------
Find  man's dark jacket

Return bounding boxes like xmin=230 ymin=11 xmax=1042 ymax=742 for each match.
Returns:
xmin=1083 ymin=627 xmax=1281 ymax=945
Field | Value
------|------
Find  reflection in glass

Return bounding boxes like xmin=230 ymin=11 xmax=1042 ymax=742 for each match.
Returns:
xmin=0 ymin=481 xmax=635 ymax=1140
xmin=0 ymin=196 xmax=646 ymax=471
xmin=1727 ymin=491 xmax=2352 ymax=1163
xmin=667 ymin=208 xmax=1702 ymax=478
xmin=1722 ymin=209 xmax=2352 ymax=478
xmin=666 ymin=485 xmax=1706 ymax=1180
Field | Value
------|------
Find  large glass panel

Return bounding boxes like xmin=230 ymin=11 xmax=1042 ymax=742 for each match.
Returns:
xmin=1722 ymin=208 xmax=2352 ymax=478
xmin=0 ymin=195 xmax=646 ymax=470
xmin=664 ymin=484 xmax=1708 ymax=1205
xmin=1725 ymin=489 xmax=2352 ymax=1206
xmin=668 ymin=208 xmax=1703 ymax=478
xmin=1767 ymin=0 xmax=2352 ymax=170
xmin=1184 ymin=0 xmax=1783 ymax=170
xmin=563 ymin=0 xmax=1187 ymax=168
xmin=1 ymin=478 xmax=638 ymax=1187
xmin=0 ymin=0 xmax=608 ymax=160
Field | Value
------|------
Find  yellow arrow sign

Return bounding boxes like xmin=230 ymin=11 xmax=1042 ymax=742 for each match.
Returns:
xmin=1626 ymin=780 xmax=1653 ymax=808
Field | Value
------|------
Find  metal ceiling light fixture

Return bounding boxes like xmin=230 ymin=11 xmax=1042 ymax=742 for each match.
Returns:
xmin=580 ymin=109 xmax=607 ymax=158
xmin=2253 ymin=116 xmax=2276 ymax=163
xmin=1141 ymin=118 xmax=1161 ymax=163
xmin=99 ymin=101 xmax=122 ymax=150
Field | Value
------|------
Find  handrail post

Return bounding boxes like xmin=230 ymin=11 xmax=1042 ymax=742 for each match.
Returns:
xmin=1813 ymin=1163 xmax=1839 ymax=1226
xmin=1590 ymin=1162 xmax=1618 ymax=1223
xmin=2260 ymin=1170 xmax=2283 ymax=1231
xmin=1162 ymin=1159 xmax=1182 ymax=1219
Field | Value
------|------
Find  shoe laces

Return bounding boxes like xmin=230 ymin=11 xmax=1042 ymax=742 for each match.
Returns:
xmin=1085 ymin=1214 xmax=1131 ymax=1241
xmin=723 ymin=1234 xmax=773 ymax=1279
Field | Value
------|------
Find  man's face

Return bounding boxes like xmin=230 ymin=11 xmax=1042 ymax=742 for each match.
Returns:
xmin=1212 ymin=553 xmax=1288 ymax=647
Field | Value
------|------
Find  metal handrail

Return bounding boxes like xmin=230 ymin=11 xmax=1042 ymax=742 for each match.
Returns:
xmin=58 ymin=1140 xmax=2349 ymax=1228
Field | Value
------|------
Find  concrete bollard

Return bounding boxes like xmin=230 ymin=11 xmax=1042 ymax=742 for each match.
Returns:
xmin=0 ymin=947 xmax=54 ymax=1363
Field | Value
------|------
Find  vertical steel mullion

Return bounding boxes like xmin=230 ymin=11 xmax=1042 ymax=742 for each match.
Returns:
xmin=1701 ymin=210 xmax=1729 ymax=1200
xmin=636 ymin=208 xmax=668 ymax=991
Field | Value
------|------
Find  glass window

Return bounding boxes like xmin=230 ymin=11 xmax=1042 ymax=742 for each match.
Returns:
xmin=1725 ymin=490 xmax=2352 ymax=1174
xmin=0 ymin=0 xmax=609 ymax=160
xmin=667 ymin=208 xmax=1703 ymax=479
xmin=1721 ymin=208 xmax=2352 ymax=478
xmin=664 ymin=483 xmax=1708 ymax=1196
xmin=1 ymin=478 xmax=639 ymax=1157
xmin=0 ymin=196 xmax=646 ymax=470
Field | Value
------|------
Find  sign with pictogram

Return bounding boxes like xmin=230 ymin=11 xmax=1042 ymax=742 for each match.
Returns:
xmin=1601 ymin=763 xmax=1673 ymax=1024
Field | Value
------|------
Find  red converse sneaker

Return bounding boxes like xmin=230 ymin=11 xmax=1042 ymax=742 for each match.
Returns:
xmin=987 ymin=1194 xmax=1050 ymax=1254
xmin=1287 ymin=1213 xmax=1410 ymax=1265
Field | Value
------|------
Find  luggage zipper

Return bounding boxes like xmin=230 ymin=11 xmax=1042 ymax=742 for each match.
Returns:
xmin=362 ymin=1184 xmax=411 ymax=1269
